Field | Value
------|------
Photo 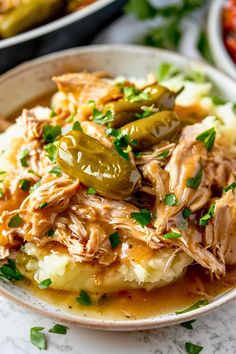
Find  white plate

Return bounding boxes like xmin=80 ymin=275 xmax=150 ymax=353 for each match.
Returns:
xmin=0 ymin=44 xmax=236 ymax=330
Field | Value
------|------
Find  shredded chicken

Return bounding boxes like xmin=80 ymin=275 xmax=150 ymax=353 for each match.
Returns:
xmin=1 ymin=69 xmax=236 ymax=286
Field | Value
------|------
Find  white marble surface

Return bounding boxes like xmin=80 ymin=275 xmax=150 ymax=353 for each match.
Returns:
xmin=0 ymin=296 xmax=236 ymax=354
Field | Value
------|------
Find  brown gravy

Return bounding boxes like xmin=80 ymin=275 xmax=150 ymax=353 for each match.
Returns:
xmin=6 ymin=94 xmax=236 ymax=319
xmin=18 ymin=265 xmax=236 ymax=320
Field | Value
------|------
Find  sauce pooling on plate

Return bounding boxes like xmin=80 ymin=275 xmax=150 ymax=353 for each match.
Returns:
xmin=0 ymin=65 xmax=236 ymax=319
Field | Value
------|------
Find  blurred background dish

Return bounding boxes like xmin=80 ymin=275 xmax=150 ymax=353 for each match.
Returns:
xmin=0 ymin=0 xmax=126 ymax=73
xmin=207 ymin=0 xmax=236 ymax=79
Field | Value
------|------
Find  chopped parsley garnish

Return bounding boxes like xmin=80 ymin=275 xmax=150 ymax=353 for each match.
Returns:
xmin=87 ymin=187 xmax=96 ymax=195
xmin=8 ymin=213 xmax=22 ymax=228
xmin=109 ymin=232 xmax=121 ymax=249
xmin=210 ymin=96 xmax=227 ymax=106
xmin=163 ymin=232 xmax=182 ymax=239
xmin=135 ymin=104 xmax=154 ymax=118
xmin=164 ymin=193 xmax=177 ymax=206
xmin=38 ymin=278 xmax=52 ymax=289
xmin=0 ymin=170 xmax=6 ymax=175
xmin=72 ymin=121 xmax=82 ymax=131
xmin=176 ymin=299 xmax=208 ymax=315
xmin=19 ymin=149 xmax=30 ymax=167
xmin=134 ymin=151 xmax=142 ymax=158
xmin=131 ymin=208 xmax=151 ymax=227
xmin=0 ymin=188 xmax=3 ymax=198
xmin=43 ymin=124 xmax=61 ymax=144
xmin=157 ymin=149 xmax=169 ymax=159
xmin=19 ymin=179 xmax=31 ymax=192
xmin=113 ymin=133 xmax=134 ymax=161
xmin=123 ymin=86 xmax=151 ymax=103
xmin=44 ymin=141 xmax=58 ymax=163
xmin=30 ymin=327 xmax=46 ymax=351
xmin=224 ymin=182 xmax=236 ymax=193
xmin=39 ymin=202 xmax=48 ymax=209
xmin=49 ymin=166 xmax=61 ymax=176
xmin=92 ymin=108 xmax=114 ymax=125
xmin=46 ymin=229 xmax=55 ymax=237
xmin=182 ymin=207 xmax=192 ymax=219
xmin=199 ymin=204 xmax=215 ymax=226
xmin=156 ymin=63 xmax=179 ymax=82
xmin=181 ymin=319 xmax=196 ymax=330
xmin=186 ymin=163 xmax=203 ymax=189
xmin=106 ymin=127 xmax=120 ymax=137
xmin=0 ymin=259 xmax=23 ymax=281
xmin=185 ymin=342 xmax=203 ymax=354
xmin=49 ymin=109 xmax=56 ymax=118
xmin=49 ymin=324 xmax=68 ymax=335
xmin=196 ymin=127 xmax=216 ymax=151
xmin=30 ymin=181 xmax=41 ymax=194
xmin=76 ymin=290 xmax=92 ymax=306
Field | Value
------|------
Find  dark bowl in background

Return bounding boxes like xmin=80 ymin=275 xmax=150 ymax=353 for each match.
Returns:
xmin=0 ymin=0 xmax=126 ymax=73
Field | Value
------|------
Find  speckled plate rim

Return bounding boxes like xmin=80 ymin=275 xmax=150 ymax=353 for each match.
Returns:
xmin=0 ymin=44 xmax=236 ymax=331
xmin=0 ymin=0 xmax=117 ymax=49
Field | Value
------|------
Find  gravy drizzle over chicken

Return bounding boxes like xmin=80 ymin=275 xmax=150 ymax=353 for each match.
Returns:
xmin=0 ymin=69 xmax=236 ymax=291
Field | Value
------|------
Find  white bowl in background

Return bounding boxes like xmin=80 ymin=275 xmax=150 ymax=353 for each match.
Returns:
xmin=0 ymin=45 xmax=236 ymax=330
xmin=207 ymin=0 xmax=236 ymax=80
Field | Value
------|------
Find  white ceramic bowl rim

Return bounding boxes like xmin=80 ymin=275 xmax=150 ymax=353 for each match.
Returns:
xmin=0 ymin=44 xmax=236 ymax=330
xmin=0 ymin=0 xmax=116 ymax=49
xmin=207 ymin=0 xmax=236 ymax=79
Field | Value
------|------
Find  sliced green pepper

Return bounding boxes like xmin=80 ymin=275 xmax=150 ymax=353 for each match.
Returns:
xmin=0 ymin=0 xmax=64 ymax=38
xmin=121 ymin=110 xmax=180 ymax=150
xmin=103 ymin=85 xmax=176 ymax=128
xmin=57 ymin=131 xmax=141 ymax=200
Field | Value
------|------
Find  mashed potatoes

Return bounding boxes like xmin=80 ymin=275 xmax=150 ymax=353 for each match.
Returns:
xmin=17 ymin=242 xmax=192 ymax=294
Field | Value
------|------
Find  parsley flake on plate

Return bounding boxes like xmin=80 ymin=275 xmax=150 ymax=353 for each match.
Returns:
xmin=49 ymin=324 xmax=68 ymax=335
xmin=76 ymin=290 xmax=92 ymax=306
xmin=131 ymin=208 xmax=151 ymax=227
xmin=30 ymin=327 xmax=46 ymax=351
xmin=180 ymin=319 xmax=196 ymax=330
xmin=185 ymin=342 xmax=203 ymax=354
xmin=196 ymin=127 xmax=216 ymax=151
xmin=0 ymin=259 xmax=23 ymax=281
xmin=186 ymin=162 xmax=203 ymax=189
xmin=109 ymin=232 xmax=121 ymax=249
xmin=38 ymin=278 xmax=52 ymax=289
xmin=199 ymin=204 xmax=215 ymax=226
xmin=164 ymin=193 xmax=177 ymax=206
xmin=8 ymin=213 xmax=22 ymax=228
xmin=176 ymin=299 xmax=208 ymax=315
